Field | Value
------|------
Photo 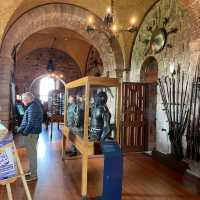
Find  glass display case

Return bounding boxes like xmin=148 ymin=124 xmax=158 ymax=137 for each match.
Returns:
xmin=62 ymin=76 xmax=121 ymax=199
xmin=63 ymin=76 xmax=121 ymax=154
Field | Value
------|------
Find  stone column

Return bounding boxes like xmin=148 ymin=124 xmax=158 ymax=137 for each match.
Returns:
xmin=122 ymin=69 xmax=130 ymax=82
xmin=0 ymin=56 xmax=13 ymax=128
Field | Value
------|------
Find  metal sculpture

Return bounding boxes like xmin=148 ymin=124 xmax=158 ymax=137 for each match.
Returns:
xmin=89 ymin=91 xmax=111 ymax=141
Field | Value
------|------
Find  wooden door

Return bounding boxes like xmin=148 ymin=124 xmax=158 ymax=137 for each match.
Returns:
xmin=121 ymin=83 xmax=146 ymax=152
xmin=121 ymin=82 xmax=156 ymax=152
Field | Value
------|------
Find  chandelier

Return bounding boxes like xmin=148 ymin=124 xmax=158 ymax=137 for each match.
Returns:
xmin=50 ymin=71 xmax=63 ymax=79
xmin=47 ymin=59 xmax=63 ymax=79
xmin=86 ymin=0 xmax=138 ymax=39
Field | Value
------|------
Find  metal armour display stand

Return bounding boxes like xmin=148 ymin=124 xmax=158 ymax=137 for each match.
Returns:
xmin=98 ymin=141 xmax=123 ymax=200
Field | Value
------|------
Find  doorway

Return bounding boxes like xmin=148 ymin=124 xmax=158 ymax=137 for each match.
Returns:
xmin=140 ymin=56 xmax=158 ymax=151
xmin=121 ymin=57 xmax=158 ymax=152
xmin=39 ymin=77 xmax=55 ymax=103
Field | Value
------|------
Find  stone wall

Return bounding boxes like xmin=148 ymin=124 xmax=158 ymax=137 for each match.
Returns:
xmin=85 ymin=47 xmax=103 ymax=76
xmin=0 ymin=57 xmax=12 ymax=126
xmin=180 ymin=0 xmax=200 ymax=41
xmin=16 ymin=48 xmax=81 ymax=94
xmin=127 ymin=0 xmax=200 ymax=176
xmin=128 ymin=0 xmax=191 ymax=153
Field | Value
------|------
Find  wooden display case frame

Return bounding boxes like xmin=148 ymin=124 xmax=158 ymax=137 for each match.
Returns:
xmin=62 ymin=76 xmax=121 ymax=199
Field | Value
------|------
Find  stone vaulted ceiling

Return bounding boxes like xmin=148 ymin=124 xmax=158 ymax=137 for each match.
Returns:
xmin=0 ymin=0 xmax=158 ymax=68
xmin=17 ymin=27 xmax=92 ymax=73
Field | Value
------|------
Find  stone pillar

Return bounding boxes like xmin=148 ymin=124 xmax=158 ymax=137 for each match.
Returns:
xmin=0 ymin=56 xmax=13 ymax=128
xmin=122 ymin=69 xmax=131 ymax=82
xmin=186 ymin=38 xmax=200 ymax=178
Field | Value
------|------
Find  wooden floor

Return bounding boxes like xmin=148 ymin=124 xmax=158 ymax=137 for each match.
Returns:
xmin=0 ymin=126 xmax=200 ymax=200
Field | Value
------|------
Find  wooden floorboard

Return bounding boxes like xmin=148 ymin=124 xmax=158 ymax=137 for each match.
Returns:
xmin=0 ymin=126 xmax=200 ymax=200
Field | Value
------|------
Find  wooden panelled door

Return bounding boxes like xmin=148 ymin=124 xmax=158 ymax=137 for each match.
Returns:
xmin=121 ymin=82 xmax=156 ymax=152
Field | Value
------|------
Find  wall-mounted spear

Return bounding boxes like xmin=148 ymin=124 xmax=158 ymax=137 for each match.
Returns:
xmin=158 ymin=65 xmax=191 ymax=160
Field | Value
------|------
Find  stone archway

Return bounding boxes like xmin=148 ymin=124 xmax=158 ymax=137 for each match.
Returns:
xmin=129 ymin=0 xmax=198 ymax=153
xmin=29 ymin=74 xmax=65 ymax=98
xmin=129 ymin=0 xmax=195 ymax=82
xmin=140 ymin=56 xmax=158 ymax=151
xmin=16 ymin=47 xmax=81 ymax=94
xmin=29 ymin=74 xmax=65 ymax=92
xmin=0 ymin=3 xmax=124 ymax=126
xmin=0 ymin=3 xmax=123 ymax=72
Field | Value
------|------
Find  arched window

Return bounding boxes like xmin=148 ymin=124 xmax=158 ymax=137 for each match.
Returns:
xmin=39 ymin=77 xmax=55 ymax=102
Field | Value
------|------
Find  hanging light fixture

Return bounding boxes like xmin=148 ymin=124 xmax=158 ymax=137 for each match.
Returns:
xmin=46 ymin=37 xmax=63 ymax=80
xmin=47 ymin=58 xmax=54 ymax=72
xmin=86 ymin=0 xmax=138 ymax=39
xmin=47 ymin=37 xmax=56 ymax=72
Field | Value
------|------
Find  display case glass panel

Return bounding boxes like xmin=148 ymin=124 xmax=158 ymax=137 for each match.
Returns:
xmin=65 ymin=84 xmax=118 ymax=142
xmin=89 ymin=86 xmax=117 ymax=141
xmin=65 ymin=86 xmax=85 ymax=138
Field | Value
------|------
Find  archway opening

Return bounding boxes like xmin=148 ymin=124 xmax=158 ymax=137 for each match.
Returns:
xmin=14 ymin=25 xmax=106 ymax=98
xmin=39 ymin=77 xmax=55 ymax=103
xmin=29 ymin=74 xmax=65 ymax=99
xmin=140 ymin=56 xmax=158 ymax=83
xmin=140 ymin=56 xmax=158 ymax=150
xmin=16 ymin=46 xmax=82 ymax=95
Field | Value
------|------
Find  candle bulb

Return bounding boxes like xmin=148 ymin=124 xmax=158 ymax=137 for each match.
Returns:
xmin=130 ymin=17 xmax=136 ymax=25
xmin=88 ymin=17 xmax=93 ymax=24
xmin=107 ymin=7 xmax=111 ymax=14
xmin=112 ymin=24 xmax=117 ymax=32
